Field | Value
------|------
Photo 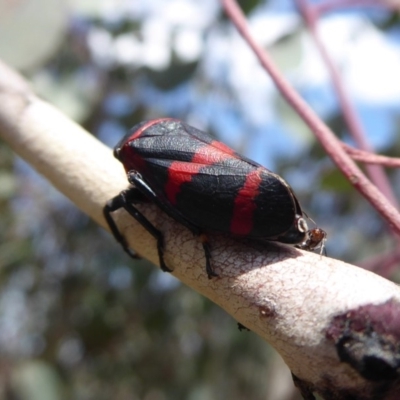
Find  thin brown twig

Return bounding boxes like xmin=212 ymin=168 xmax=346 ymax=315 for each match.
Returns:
xmin=343 ymin=144 xmax=400 ymax=168
xmin=295 ymin=0 xmax=399 ymax=208
xmin=221 ymin=0 xmax=400 ymax=235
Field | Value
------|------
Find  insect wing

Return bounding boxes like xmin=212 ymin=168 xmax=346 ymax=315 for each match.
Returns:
xmin=117 ymin=119 xmax=298 ymax=239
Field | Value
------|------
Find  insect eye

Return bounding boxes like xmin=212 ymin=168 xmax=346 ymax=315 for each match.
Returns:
xmin=297 ymin=217 xmax=308 ymax=233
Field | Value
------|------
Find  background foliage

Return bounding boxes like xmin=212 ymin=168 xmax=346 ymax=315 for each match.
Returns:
xmin=0 ymin=1 xmax=400 ymax=399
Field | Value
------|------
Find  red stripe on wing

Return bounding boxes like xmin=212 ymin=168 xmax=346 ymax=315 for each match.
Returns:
xmin=165 ymin=141 xmax=237 ymax=204
xmin=191 ymin=141 xmax=236 ymax=165
xmin=209 ymin=140 xmax=237 ymax=156
xmin=165 ymin=161 xmax=204 ymax=204
xmin=230 ymin=168 xmax=263 ymax=235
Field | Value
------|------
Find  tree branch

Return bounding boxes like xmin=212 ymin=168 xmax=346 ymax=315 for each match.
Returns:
xmin=343 ymin=143 xmax=400 ymax=168
xmin=1 ymin=59 xmax=400 ymax=398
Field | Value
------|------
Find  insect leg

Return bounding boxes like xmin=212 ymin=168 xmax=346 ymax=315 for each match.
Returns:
xmin=128 ymin=171 xmax=218 ymax=279
xmin=199 ymin=233 xmax=218 ymax=279
xmin=104 ymin=192 xmax=137 ymax=258
xmin=103 ymin=188 xmax=172 ymax=273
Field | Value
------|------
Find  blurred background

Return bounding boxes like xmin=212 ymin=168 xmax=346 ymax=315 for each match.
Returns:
xmin=0 ymin=0 xmax=400 ymax=399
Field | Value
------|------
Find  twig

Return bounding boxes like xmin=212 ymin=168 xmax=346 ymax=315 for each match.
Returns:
xmin=344 ymin=143 xmax=400 ymax=168
xmin=221 ymin=0 xmax=400 ymax=236
xmin=296 ymin=0 xmax=399 ymax=208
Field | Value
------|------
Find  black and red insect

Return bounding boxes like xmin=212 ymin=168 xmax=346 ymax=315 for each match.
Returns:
xmin=104 ymin=118 xmax=326 ymax=278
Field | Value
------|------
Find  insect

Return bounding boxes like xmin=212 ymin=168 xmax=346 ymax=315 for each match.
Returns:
xmin=103 ymin=118 xmax=326 ymax=278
